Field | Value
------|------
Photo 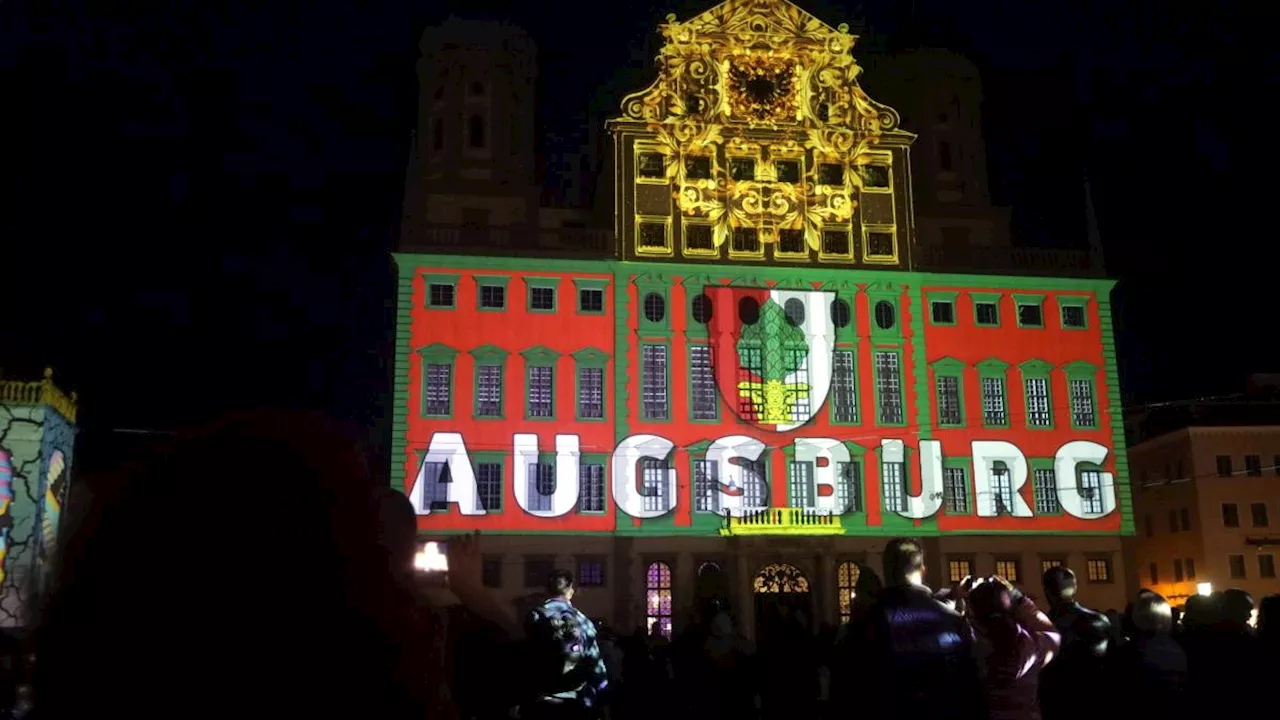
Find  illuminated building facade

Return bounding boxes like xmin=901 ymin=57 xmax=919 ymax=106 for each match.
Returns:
xmin=395 ymin=1 xmax=1132 ymax=635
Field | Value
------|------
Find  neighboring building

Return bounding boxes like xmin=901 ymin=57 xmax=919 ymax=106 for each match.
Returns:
xmin=0 ymin=368 xmax=77 ymax=627
xmin=1127 ymin=423 xmax=1280 ymax=606
xmin=395 ymin=0 xmax=1131 ymax=636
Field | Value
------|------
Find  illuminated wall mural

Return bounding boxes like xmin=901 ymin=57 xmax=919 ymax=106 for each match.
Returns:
xmin=0 ymin=369 xmax=77 ymax=626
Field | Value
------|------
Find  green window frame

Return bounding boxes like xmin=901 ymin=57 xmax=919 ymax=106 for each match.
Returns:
xmin=470 ymin=344 xmax=509 ymax=420
xmin=875 ymin=444 xmax=913 ymax=514
xmin=474 ymin=274 xmax=511 ymax=312
xmin=573 ymin=277 xmax=610 ymax=316
xmin=872 ymin=348 xmax=906 ymax=427
xmin=572 ymin=347 xmax=609 ymax=422
xmin=927 ymin=291 xmax=959 ymax=327
xmin=1013 ymin=293 xmax=1046 ymax=329
xmin=1019 ymin=359 xmax=1055 ymax=430
xmin=829 ymin=341 xmax=860 ymax=426
xmin=970 ymin=292 xmax=1002 ymax=327
xmin=521 ymin=345 xmax=560 ymax=420
xmin=578 ymin=452 xmax=609 ymax=514
xmin=1057 ymin=295 xmax=1090 ymax=331
xmin=866 ymin=282 xmax=903 ymax=342
xmin=835 ymin=444 xmax=867 ymax=515
xmin=417 ymin=343 xmax=458 ymax=418
xmin=942 ymin=457 xmax=972 ymax=515
xmin=423 ymin=272 xmax=460 ymax=310
xmin=1029 ymin=458 xmax=1062 ymax=516
xmin=930 ymin=357 xmax=966 ymax=428
xmin=820 ymin=280 xmax=860 ymax=343
xmin=639 ymin=341 xmax=672 ymax=422
xmin=472 ymin=451 xmax=506 ymax=514
xmin=1062 ymin=360 xmax=1101 ymax=430
xmin=687 ymin=342 xmax=719 ymax=423
xmin=976 ymin=358 xmax=1011 ymax=429
xmin=524 ymin=276 xmax=561 ymax=314
xmin=635 ymin=275 xmax=672 ymax=335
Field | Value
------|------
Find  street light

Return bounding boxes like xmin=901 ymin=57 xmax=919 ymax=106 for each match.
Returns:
xmin=1196 ymin=582 xmax=1212 ymax=596
xmin=414 ymin=541 xmax=449 ymax=573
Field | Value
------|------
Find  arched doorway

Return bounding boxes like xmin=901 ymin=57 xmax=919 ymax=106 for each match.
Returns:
xmin=752 ymin=563 xmax=813 ymax=640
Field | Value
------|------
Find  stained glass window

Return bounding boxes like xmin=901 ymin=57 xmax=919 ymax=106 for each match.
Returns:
xmin=838 ymin=561 xmax=860 ymax=624
xmin=646 ymin=562 xmax=673 ymax=638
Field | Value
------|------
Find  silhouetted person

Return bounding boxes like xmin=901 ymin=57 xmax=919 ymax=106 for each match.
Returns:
xmin=36 ymin=410 xmax=423 ymax=719
xmin=1038 ymin=566 xmax=1110 ymax=720
xmin=1111 ymin=592 xmax=1188 ymax=720
xmin=1189 ymin=589 xmax=1260 ymax=717
xmin=967 ymin=576 xmax=1060 ymax=720
xmin=688 ymin=610 xmax=758 ymax=719
xmin=523 ymin=570 xmax=607 ymax=720
xmin=841 ymin=538 xmax=984 ymax=720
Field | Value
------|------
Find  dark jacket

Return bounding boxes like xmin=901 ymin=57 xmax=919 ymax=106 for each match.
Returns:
xmin=1040 ymin=601 xmax=1110 ymax=720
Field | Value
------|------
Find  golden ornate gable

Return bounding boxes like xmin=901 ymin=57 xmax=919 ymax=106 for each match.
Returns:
xmin=613 ymin=0 xmax=907 ymax=258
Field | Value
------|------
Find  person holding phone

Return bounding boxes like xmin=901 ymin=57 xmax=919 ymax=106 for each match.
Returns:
xmin=965 ymin=575 xmax=1061 ymax=720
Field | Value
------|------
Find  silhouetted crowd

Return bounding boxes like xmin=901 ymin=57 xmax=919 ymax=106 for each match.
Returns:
xmin=7 ymin=412 xmax=1278 ymax=720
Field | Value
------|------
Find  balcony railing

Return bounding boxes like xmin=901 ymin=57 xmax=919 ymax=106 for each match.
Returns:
xmin=719 ymin=508 xmax=845 ymax=536
xmin=0 ymin=368 xmax=77 ymax=422
xmin=399 ymin=223 xmax=612 ymax=257
xmin=914 ymin=244 xmax=1106 ymax=278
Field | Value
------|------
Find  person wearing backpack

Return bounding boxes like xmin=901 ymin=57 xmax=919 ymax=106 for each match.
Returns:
xmin=522 ymin=570 xmax=608 ymax=720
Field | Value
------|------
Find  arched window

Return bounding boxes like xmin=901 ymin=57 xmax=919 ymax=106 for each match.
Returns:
xmin=645 ymin=562 xmax=673 ymax=638
xmin=698 ymin=561 xmax=722 ymax=576
xmin=837 ymin=561 xmax=861 ymax=624
xmin=468 ymin=115 xmax=486 ymax=149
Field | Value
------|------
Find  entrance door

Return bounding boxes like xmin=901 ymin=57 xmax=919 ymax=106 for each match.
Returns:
xmin=752 ymin=563 xmax=813 ymax=640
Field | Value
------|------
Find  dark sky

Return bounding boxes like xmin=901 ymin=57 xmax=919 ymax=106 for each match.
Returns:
xmin=0 ymin=0 xmax=1269 ymax=468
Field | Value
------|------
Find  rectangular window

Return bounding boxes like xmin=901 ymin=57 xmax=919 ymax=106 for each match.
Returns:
xmin=527 ymin=366 xmax=554 ymax=418
xmin=579 ymin=464 xmax=606 ymax=513
xmin=1145 ymin=514 xmax=1154 ymax=537
xmin=774 ymin=159 xmax=800 ymax=183
xmin=694 ymin=460 xmax=720 ymax=513
xmin=1260 ymin=554 xmax=1276 ymax=579
xmin=1246 ymin=454 xmax=1262 ymax=476
xmin=865 ymin=230 xmax=896 ymax=258
xmin=831 ymin=350 xmax=858 ymax=423
xmin=525 ymin=556 xmax=553 ymax=588
xmin=638 ymin=221 xmax=669 ymax=250
xmin=738 ymin=345 xmax=764 ymax=420
xmin=482 ymin=555 xmax=503 ymax=588
xmin=577 ymin=558 xmax=607 ymax=587
xmin=995 ymin=559 xmax=1020 ymax=583
xmin=578 ymin=367 xmax=604 ymax=419
xmin=975 ymin=302 xmax=999 ymax=326
xmin=930 ymin=301 xmax=955 ymax=324
xmin=421 ymin=461 xmax=449 ymax=511
xmin=777 ymin=229 xmax=806 ymax=255
xmin=1041 ymin=558 xmax=1064 ymax=575
xmin=1061 ymin=305 xmax=1086 ymax=329
xmin=641 ymin=457 xmax=669 ymax=513
xmin=1229 ymin=554 xmax=1247 ymax=579
xmin=684 ymin=223 xmax=715 ymax=253
xmin=685 ymin=155 xmax=712 ymax=179
xmin=874 ymin=351 xmax=904 ymax=425
xmin=944 ymin=467 xmax=969 ymax=514
xmin=882 ymin=460 xmax=906 ymax=513
xmin=1017 ymin=302 xmax=1043 ymax=327
xmin=637 ymin=152 xmax=665 ymax=179
xmin=528 ymin=462 xmax=554 ymax=512
xmin=428 ymin=283 xmax=455 ymax=308
xmin=1180 ymin=507 xmax=1191 ymax=531
xmin=1216 ymin=455 xmax=1233 ymax=477
xmin=821 ymin=229 xmax=850 ymax=256
xmin=1025 ymin=377 xmax=1051 ymax=427
xmin=818 ymin=162 xmax=844 ymax=185
xmin=476 ymin=365 xmax=503 ymax=417
xmin=948 ymin=559 xmax=972 ymax=584
xmin=476 ymin=462 xmax=503 ymax=512
xmin=992 ymin=464 xmax=1015 ymax=514
xmin=981 ymin=376 xmax=1007 ymax=426
xmin=578 ymin=288 xmax=604 ymax=313
xmin=1080 ymin=469 xmax=1104 ymax=514
xmin=641 ymin=344 xmax=669 ymax=420
xmin=1223 ymin=503 xmax=1240 ymax=528
xmin=1086 ymin=559 xmax=1111 ymax=583
xmin=742 ymin=459 xmax=768 ymax=510
xmin=1173 ymin=558 xmax=1184 ymax=582
xmin=530 ymin=286 xmax=555 ymax=311
xmin=936 ymin=375 xmax=962 ymax=426
xmin=423 ymin=364 xmax=452 ymax=416
xmin=1033 ymin=468 xmax=1060 ymax=514
xmin=730 ymin=157 xmax=756 ymax=181
xmin=1251 ymin=502 xmax=1269 ymax=527
xmin=1169 ymin=509 xmax=1179 ymax=533
xmin=1186 ymin=558 xmax=1196 ymax=580
xmin=731 ymin=227 xmax=760 ymax=254
xmin=787 ymin=347 xmax=811 ymax=423
xmin=1149 ymin=562 xmax=1160 ymax=584
xmin=836 ymin=461 xmax=862 ymax=513
xmin=479 ymin=284 xmax=505 ymax=309
xmin=789 ymin=462 xmax=815 ymax=509
xmin=689 ymin=346 xmax=718 ymax=420
xmin=1069 ymin=379 xmax=1096 ymax=427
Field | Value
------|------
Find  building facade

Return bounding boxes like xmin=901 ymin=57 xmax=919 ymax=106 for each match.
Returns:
xmin=1127 ymin=426 xmax=1280 ymax=606
xmin=395 ymin=0 xmax=1131 ymax=636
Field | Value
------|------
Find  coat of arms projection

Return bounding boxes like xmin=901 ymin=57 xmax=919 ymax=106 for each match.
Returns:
xmin=618 ymin=0 xmax=901 ymax=253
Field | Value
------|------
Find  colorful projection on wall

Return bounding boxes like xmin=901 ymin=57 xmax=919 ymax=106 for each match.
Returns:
xmin=39 ymin=449 xmax=67 ymax=568
xmin=0 ymin=451 xmax=12 ymax=585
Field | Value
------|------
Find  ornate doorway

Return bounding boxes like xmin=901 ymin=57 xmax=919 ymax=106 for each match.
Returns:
xmin=752 ymin=563 xmax=813 ymax=639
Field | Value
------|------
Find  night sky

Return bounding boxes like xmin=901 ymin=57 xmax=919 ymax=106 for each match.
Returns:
xmin=0 ymin=0 xmax=1269 ymax=471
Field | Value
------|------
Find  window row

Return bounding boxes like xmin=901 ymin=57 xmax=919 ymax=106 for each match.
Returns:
xmin=635 ymin=150 xmax=892 ymax=191
xmin=1228 ymin=553 xmax=1277 ymax=580
xmin=883 ymin=456 xmax=1106 ymax=517
xmin=1215 ymin=453 xmax=1280 ymax=477
xmin=424 ymin=274 xmax=611 ymax=316
xmin=419 ymin=345 xmax=609 ymax=421
xmin=1144 ymin=507 xmax=1195 ymax=537
xmin=634 ymin=216 xmax=898 ymax=263
xmin=944 ymin=556 xmax=1113 ymax=586
xmin=927 ymin=292 xmax=1091 ymax=331
xmin=482 ymin=555 xmax=609 ymax=591
xmin=1149 ymin=557 xmax=1200 ymax=585
xmin=932 ymin=359 xmax=1101 ymax=431
xmin=1220 ymin=501 xmax=1273 ymax=529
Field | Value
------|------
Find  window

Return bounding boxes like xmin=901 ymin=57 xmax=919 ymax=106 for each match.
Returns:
xmin=691 ymin=294 xmax=714 ymax=324
xmin=421 ymin=461 xmax=450 ymax=511
xmin=525 ymin=556 xmax=553 ymax=588
xmin=577 ymin=558 xmax=606 ymax=587
xmin=1149 ymin=562 xmax=1159 ymax=584
xmin=778 ymin=229 xmax=806 ymax=255
xmin=860 ymin=163 xmax=890 ymax=190
xmin=874 ymin=301 xmax=896 ymax=331
xmin=638 ymin=221 xmax=669 ymax=251
xmin=831 ymin=350 xmax=858 ymax=423
xmin=838 ymin=562 xmax=860 ymax=624
xmin=865 ymin=231 xmax=896 ymax=259
xmin=423 ymin=363 xmax=452 ymax=417
xmin=775 ymin=159 xmax=800 ymax=183
xmin=836 ymin=461 xmax=862 ymax=513
xmin=641 ymin=457 xmax=669 ymax=513
xmin=476 ymin=364 xmax=504 ymax=417
xmin=428 ymin=283 xmax=455 ymax=309
xmin=1229 ymin=554 xmax=1247 ymax=579
xmin=882 ymin=457 xmax=906 ymax=513
xmin=948 ymin=559 xmax=971 ymax=583
xmin=1169 ymin=509 xmax=1179 ymax=533
xmin=1144 ymin=514 xmax=1154 ymax=537
xmin=1015 ymin=297 xmax=1044 ymax=328
xmin=528 ymin=461 xmax=555 ymax=512
xmin=1086 ymin=558 xmax=1111 ymax=583
xmin=731 ymin=227 xmax=760 ymax=254
xmin=1024 ymin=376 xmax=1052 ymax=428
xmin=818 ymin=163 xmax=844 ymax=185
xmin=529 ymin=286 xmax=556 ymax=312
xmin=637 ymin=152 xmax=665 ymax=179
xmin=685 ymin=155 xmax=712 ymax=179
xmin=479 ymin=284 xmax=505 ymax=310
xmin=523 ymin=346 xmax=557 ymax=419
xmin=831 ymin=299 xmax=851 ymax=329
xmin=742 ymin=458 xmax=768 ymax=510
xmin=1251 ymin=502 xmax=1269 ymax=527
xmin=1223 ymin=503 xmax=1240 ymax=528
xmin=578 ymin=288 xmax=604 ymax=313
xmin=979 ymin=367 xmax=1009 ymax=427
xmin=1180 ymin=507 xmax=1191 ymax=531
xmin=645 ymin=562 xmax=674 ymax=638
xmin=738 ymin=344 xmax=763 ymax=420
xmin=1246 ymin=454 xmax=1262 ymax=476
xmin=693 ymin=460 xmax=720 ymax=513
xmin=821 ymin=229 xmax=851 ymax=256
xmin=643 ymin=293 xmax=666 ymax=323
xmin=1040 ymin=558 xmax=1064 ymax=575
xmin=991 ymin=461 xmax=1015 ymax=515
xmin=1173 ymin=559 xmax=1184 ymax=582
xmin=1068 ymin=377 xmax=1097 ymax=428
xmin=684 ymin=223 xmax=715 ymax=253
xmin=1260 ymin=554 xmax=1276 ymax=579
xmin=995 ymin=558 xmax=1020 ymax=583
xmin=468 ymin=115 xmax=486 ymax=148
xmin=1186 ymin=558 xmax=1196 ymax=579
xmin=1078 ymin=467 xmax=1104 ymax=515
xmin=936 ymin=374 xmax=962 ymax=426
xmin=783 ymin=298 xmax=806 ymax=326
xmin=944 ymin=467 xmax=969 ymax=514
xmin=930 ymin=300 xmax=956 ymax=325
xmin=579 ymin=463 xmax=606 ymax=513
xmin=1061 ymin=304 xmax=1087 ymax=329
xmin=641 ymin=344 xmax=669 ymax=420
xmin=789 ymin=462 xmax=815 ymax=509
xmin=577 ymin=366 xmax=604 ymax=419
xmin=476 ymin=461 xmax=503 ymax=512
xmin=729 ymin=157 xmax=756 ymax=181
xmin=972 ymin=293 xmax=1001 ymax=327
xmin=1033 ymin=468 xmax=1060 ymax=514
xmin=689 ymin=345 xmax=718 ymax=421
xmin=874 ymin=351 xmax=904 ymax=425
xmin=482 ymin=556 xmax=503 ymax=588
xmin=1216 ymin=455 xmax=1233 ymax=477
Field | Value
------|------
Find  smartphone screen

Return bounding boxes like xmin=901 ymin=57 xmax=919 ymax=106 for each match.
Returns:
xmin=414 ymin=541 xmax=449 ymax=572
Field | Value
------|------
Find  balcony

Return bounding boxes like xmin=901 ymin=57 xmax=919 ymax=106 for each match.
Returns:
xmin=399 ymin=223 xmax=612 ymax=258
xmin=719 ymin=508 xmax=845 ymax=536
xmin=913 ymin=244 xmax=1106 ymax=278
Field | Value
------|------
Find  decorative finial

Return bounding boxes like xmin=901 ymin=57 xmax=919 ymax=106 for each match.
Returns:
xmin=666 ymin=13 xmax=677 ymax=22
xmin=838 ymin=22 xmax=850 ymax=32
xmin=43 ymin=367 xmax=53 ymax=380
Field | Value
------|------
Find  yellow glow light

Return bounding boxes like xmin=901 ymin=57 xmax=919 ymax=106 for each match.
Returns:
xmin=414 ymin=541 xmax=448 ymax=572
